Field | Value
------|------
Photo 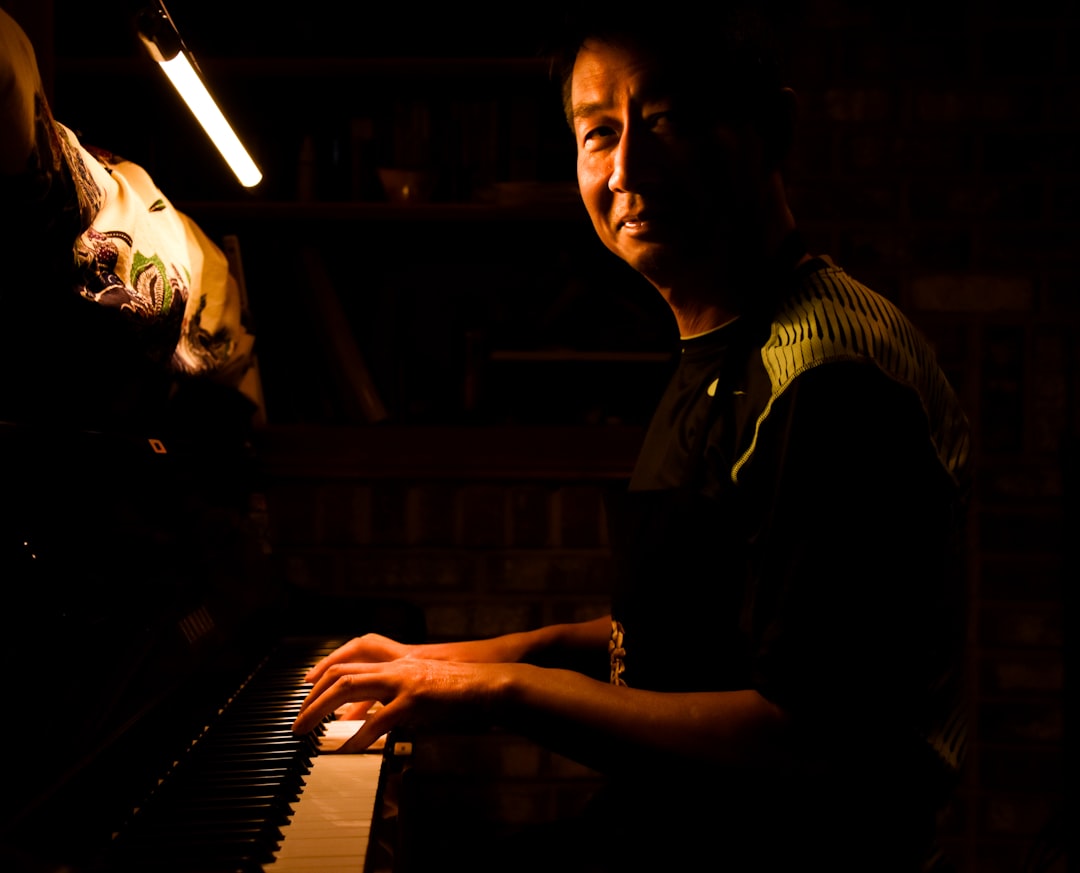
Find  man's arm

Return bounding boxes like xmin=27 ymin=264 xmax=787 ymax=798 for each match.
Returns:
xmin=293 ymin=632 xmax=792 ymax=775
xmin=495 ymin=663 xmax=792 ymax=774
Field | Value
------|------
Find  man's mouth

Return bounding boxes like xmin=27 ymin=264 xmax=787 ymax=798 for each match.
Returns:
xmin=618 ymin=213 xmax=666 ymax=236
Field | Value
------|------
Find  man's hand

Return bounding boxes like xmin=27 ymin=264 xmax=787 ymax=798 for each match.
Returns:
xmin=303 ymin=618 xmax=612 ymax=687
xmin=290 ymin=620 xmax=613 ymax=755
xmin=303 ymin=633 xmax=416 ymax=684
xmin=291 ymin=657 xmax=510 ymax=752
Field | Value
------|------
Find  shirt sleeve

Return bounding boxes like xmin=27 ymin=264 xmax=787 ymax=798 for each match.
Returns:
xmin=742 ymin=360 xmax=967 ymax=750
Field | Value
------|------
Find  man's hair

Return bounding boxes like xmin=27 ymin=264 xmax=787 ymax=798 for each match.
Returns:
xmin=547 ymin=5 xmax=793 ymax=165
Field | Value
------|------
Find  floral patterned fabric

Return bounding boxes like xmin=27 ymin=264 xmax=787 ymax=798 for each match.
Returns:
xmin=62 ymin=131 xmax=255 ymax=386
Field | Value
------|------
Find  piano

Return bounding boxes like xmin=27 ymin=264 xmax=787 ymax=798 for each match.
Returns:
xmin=0 ymin=420 xmax=418 ymax=873
xmin=0 ymin=418 xmax=604 ymax=873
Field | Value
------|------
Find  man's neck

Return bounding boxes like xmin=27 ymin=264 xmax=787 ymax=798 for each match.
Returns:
xmin=669 ymin=295 xmax=741 ymax=339
xmin=655 ymin=176 xmax=806 ymax=337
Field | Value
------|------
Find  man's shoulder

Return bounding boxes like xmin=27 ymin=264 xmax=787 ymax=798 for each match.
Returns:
xmin=730 ymin=258 xmax=970 ymax=487
xmin=764 ymin=258 xmax=926 ymax=391
xmin=771 ymin=257 xmax=908 ymax=348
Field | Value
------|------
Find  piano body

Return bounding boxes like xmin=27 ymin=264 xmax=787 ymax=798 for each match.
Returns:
xmin=0 ymin=420 xmax=417 ymax=873
xmin=0 ymin=417 xmax=606 ymax=873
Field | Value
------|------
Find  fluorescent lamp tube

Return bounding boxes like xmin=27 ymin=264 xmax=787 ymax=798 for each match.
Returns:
xmin=157 ymin=51 xmax=262 ymax=188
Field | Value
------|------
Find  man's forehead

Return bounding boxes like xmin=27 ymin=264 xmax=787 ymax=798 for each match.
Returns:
xmin=570 ymin=39 xmax=678 ymax=110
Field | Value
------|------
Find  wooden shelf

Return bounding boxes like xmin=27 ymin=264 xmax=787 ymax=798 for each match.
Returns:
xmin=175 ymin=197 xmax=585 ymax=223
xmin=254 ymin=424 xmax=644 ymax=481
xmin=489 ymin=349 xmax=672 ymax=363
xmin=55 ymin=56 xmax=553 ymax=79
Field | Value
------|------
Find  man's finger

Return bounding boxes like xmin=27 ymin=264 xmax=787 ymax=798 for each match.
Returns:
xmin=338 ymin=698 xmax=405 ymax=753
xmin=304 ymin=639 xmax=363 ymax=683
xmin=293 ymin=668 xmax=396 ymax=734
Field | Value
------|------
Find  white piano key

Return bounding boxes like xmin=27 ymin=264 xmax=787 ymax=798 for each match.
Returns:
xmin=319 ymin=717 xmax=387 ymax=752
xmin=264 ymin=722 xmax=385 ymax=873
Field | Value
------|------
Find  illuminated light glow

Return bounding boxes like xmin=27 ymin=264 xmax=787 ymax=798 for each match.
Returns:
xmin=158 ymin=53 xmax=262 ymax=188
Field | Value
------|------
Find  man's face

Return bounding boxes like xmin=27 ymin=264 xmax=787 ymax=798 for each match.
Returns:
xmin=570 ymin=38 xmax=770 ymax=288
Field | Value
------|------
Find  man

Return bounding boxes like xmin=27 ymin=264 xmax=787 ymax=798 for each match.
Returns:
xmin=292 ymin=10 xmax=970 ymax=871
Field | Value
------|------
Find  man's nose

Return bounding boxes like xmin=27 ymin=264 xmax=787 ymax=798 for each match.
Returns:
xmin=608 ymin=126 xmax=659 ymax=193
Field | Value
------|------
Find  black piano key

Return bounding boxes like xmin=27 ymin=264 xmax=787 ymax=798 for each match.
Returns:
xmin=103 ymin=638 xmax=344 ymax=873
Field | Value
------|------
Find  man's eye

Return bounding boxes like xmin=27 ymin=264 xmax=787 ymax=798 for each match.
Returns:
xmin=648 ymin=112 xmax=674 ymax=132
xmin=583 ymin=126 xmax=615 ymax=148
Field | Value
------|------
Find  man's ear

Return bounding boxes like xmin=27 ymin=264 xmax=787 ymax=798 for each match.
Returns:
xmin=760 ymin=87 xmax=798 ymax=170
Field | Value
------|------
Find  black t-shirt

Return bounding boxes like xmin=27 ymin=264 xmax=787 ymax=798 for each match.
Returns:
xmin=601 ymin=259 xmax=969 ymax=871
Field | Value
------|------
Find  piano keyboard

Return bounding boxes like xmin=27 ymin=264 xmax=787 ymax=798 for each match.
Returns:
xmin=263 ymin=733 xmax=383 ymax=872
xmin=102 ymin=638 xmax=389 ymax=873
